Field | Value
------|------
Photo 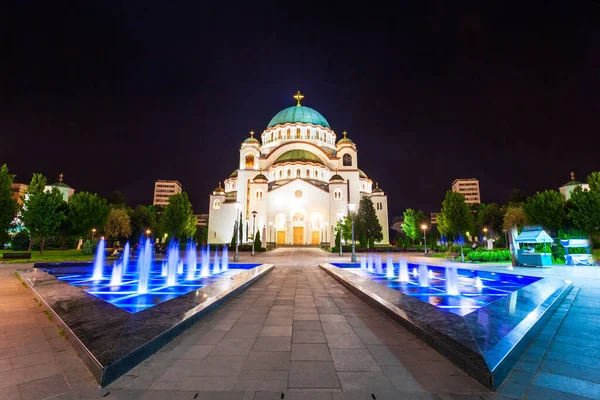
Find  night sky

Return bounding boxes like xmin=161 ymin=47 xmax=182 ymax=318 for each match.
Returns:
xmin=2 ymin=1 xmax=599 ymax=218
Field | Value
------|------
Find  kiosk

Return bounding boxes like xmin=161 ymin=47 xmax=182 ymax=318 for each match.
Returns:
xmin=560 ymin=239 xmax=595 ymax=266
xmin=515 ymin=225 xmax=553 ymax=267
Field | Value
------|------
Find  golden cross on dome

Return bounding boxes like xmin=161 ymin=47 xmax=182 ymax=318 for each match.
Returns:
xmin=570 ymin=171 xmax=575 ymax=180
xmin=218 ymin=181 xmax=222 ymax=188
xmin=249 ymin=130 xmax=254 ymax=138
xmin=376 ymin=182 xmax=379 ymax=188
xmin=59 ymin=173 xmax=64 ymax=182
xmin=293 ymin=91 xmax=304 ymax=106
xmin=343 ymin=131 xmax=348 ymax=139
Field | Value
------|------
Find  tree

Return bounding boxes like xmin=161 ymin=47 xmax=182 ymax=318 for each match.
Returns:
xmin=503 ymin=206 xmax=526 ymax=266
xmin=438 ymin=191 xmax=473 ymax=240
xmin=108 ymin=190 xmax=127 ymax=209
xmin=21 ymin=187 xmax=66 ymax=255
xmin=507 ymin=189 xmax=526 ymax=206
xmin=401 ymin=209 xmax=417 ymax=243
xmin=477 ymin=203 xmax=504 ymax=238
xmin=569 ymin=186 xmax=600 ymax=249
xmin=68 ymin=192 xmax=110 ymax=240
xmin=130 ymin=205 xmax=157 ymax=240
xmin=588 ymin=172 xmax=600 ymax=192
xmin=162 ymin=192 xmax=196 ymax=240
xmin=104 ymin=207 xmax=132 ymax=244
xmin=21 ymin=173 xmax=48 ymax=251
xmin=356 ymin=197 xmax=383 ymax=244
xmin=523 ymin=190 xmax=565 ymax=230
xmin=0 ymin=164 xmax=17 ymax=245
xmin=336 ymin=216 xmax=352 ymax=244
xmin=254 ymin=230 xmax=262 ymax=252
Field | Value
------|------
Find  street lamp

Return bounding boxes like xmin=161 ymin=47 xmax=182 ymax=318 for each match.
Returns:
xmin=269 ymin=222 xmax=273 ymax=245
xmin=348 ymin=203 xmax=356 ymax=262
xmin=421 ymin=224 xmax=428 ymax=255
xmin=234 ymin=202 xmax=241 ymax=261
xmin=251 ymin=211 xmax=257 ymax=255
xmin=91 ymin=228 xmax=96 ymax=240
xmin=483 ymin=227 xmax=488 ymax=241
xmin=145 ymin=229 xmax=151 ymax=237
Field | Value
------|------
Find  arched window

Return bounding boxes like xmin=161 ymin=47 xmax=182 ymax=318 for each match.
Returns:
xmin=287 ymin=128 xmax=291 ymax=139
xmin=315 ymin=170 xmax=319 ymax=179
xmin=287 ymin=169 xmax=291 ymax=178
xmin=306 ymin=169 xmax=310 ymax=178
xmin=320 ymin=132 xmax=324 ymax=141
xmin=255 ymin=189 xmax=263 ymax=200
xmin=334 ymin=189 xmax=342 ymax=200
xmin=296 ymin=169 xmax=301 ymax=178
xmin=271 ymin=132 xmax=274 ymax=141
xmin=296 ymin=128 xmax=300 ymax=138
xmin=343 ymin=153 xmax=352 ymax=166
xmin=279 ymin=170 xmax=283 ymax=179
xmin=278 ymin=130 xmax=282 ymax=139
xmin=245 ymin=153 xmax=255 ymax=167
xmin=213 ymin=199 xmax=221 ymax=209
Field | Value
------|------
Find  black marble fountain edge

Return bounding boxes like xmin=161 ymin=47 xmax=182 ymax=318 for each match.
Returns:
xmin=17 ymin=263 xmax=274 ymax=387
xmin=318 ymin=263 xmax=572 ymax=390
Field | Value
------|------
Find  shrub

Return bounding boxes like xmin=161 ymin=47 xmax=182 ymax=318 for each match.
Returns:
xmin=368 ymin=237 xmax=375 ymax=249
xmin=10 ymin=231 xmax=30 ymax=251
xmin=466 ymin=249 xmax=510 ymax=262
xmin=81 ymin=240 xmax=93 ymax=255
xmin=254 ymin=231 xmax=262 ymax=252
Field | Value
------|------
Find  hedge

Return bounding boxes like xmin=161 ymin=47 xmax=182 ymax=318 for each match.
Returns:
xmin=466 ymin=249 xmax=511 ymax=262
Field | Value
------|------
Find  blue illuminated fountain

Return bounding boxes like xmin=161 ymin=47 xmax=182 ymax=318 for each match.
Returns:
xmin=92 ymin=238 xmax=106 ymax=281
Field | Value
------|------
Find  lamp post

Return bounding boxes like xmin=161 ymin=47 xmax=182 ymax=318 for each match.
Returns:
xmin=269 ymin=222 xmax=272 ymax=245
xmin=251 ymin=211 xmax=257 ymax=255
xmin=234 ymin=202 xmax=241 ymax=261
xmin=483 ymin=227 xmax=488 ymax=241
xmin=146 ymin=229 xmax=151 ymax=237
xmin=348 ymin=203 xmax=356 ymax=262
xmin=421 ymin=224 xmax=428 ymax=255
xmin=91 ymin=228 xmax=96 ymax=241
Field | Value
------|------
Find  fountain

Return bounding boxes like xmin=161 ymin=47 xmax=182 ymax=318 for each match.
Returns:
xmin=360 ymin=256 xmax=366 ymax=270
xmin=213 ymin=250 xmax=220 ymax=274
xmin=412 ymin=267 xmax=418 ymax=277
xmin=92 ymin=238 xmax=106 ymax=281
xmin=375 ymin=257 xmax=383 ymax=274
xmin=367 ymin=253 xmax=374 ymax=272
xmin=186 ymin=240 xmax=197 ymax=280
xmin=200 ymin=245 xmax=210 ymax=277
xmin=475 ymin=276 xmax=484 ymax=289
xmin=122 ymin=242 xmax=130 ymax=274
xmin=177 ymin=260 xmax=184 ymax=275
xmin=110 ymin=262 xmax=123 ymax=286
xmin=446 ymin=266 xmax=459 ymax=295
xmin=398 ymin=258 xmax=409 ymax=282
xmin=418 ymin=263 xmax=429 ymax=287
xmin=161 ymin=261 xmax=167 ymax=276
xmin=221 ymin=246 xmax=229 ymax=271
xmin=428 ymin=270 xmax=435 ymax=279
xmin=166 ymin=241 xmax=179 ymax=286
xmin=386 ymin=254 xmax=394 ymax=278
xmin=137 ymin=238 xmax=152 ymax=294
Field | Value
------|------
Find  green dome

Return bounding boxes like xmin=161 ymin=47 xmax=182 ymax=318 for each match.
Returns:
xmin=272 ymin=150 xmax=324 ymax=166
xmin=267 ymin=106 xmax=330 ymax=129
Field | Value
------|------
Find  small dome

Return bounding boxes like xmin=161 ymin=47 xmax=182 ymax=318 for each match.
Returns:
xmin=358 ymin=169 xmax=369 ymax=179
xmin=329 ymin=174 xmax=344 ymax=183
xmin=229 ymin=170 xmax=238 ymax=178
xmin=213 ymin=182 xmax=225 ymax=195
xmin=272 ymin=150 xmax=324 ymax=166
xmin=336 ymin=131 xmax=354 ymax=146
xmin=372 ymin=182 xmax=383 ymax=193
xmin=243 ymin=137 xmax=260 ymax=144
xmin=267 ymin=106 xmax=330 ymax=129
xmin=253 ymin=173 xmax=268 ymax=183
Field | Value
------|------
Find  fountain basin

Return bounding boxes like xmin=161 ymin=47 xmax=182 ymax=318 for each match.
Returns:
xmin=17 ymin=262 xmax=273 ymax=387
xmin=320 ymin=262 xmax=571 ymax=390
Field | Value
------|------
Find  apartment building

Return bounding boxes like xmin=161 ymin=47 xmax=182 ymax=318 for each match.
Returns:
xmin=153 ymin=180 xmax=183 ymax=206
xmin=451 ymin=178 xmax=481 ymax=204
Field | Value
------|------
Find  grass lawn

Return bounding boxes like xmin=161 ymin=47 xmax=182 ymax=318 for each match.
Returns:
xmin=595 ymin=249 xmax=600 ymax=259
xmin=1 ymin=249 xmax=115 ymax=263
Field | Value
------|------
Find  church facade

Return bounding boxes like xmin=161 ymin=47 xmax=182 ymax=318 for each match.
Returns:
xmin=207 ymin=92 xmax=389 ymax=246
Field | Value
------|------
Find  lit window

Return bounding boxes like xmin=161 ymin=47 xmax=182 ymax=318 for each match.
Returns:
xmin=287 ymin=169 xmax=291 ymax=178
xmin=343 ymin=154 xmax=352 ymax=166
xmin=255 ymin=189 xmax=263 ymax=200
xmin=279 ymin=170 xmax=283 ymax=179
xmin=296 ymin=128 xmax=300 ymax=138
xmin=245 ymin=153 xmax=255 ymax=167
xmin=334 ymin=189 xmax=342 ymax=200
xmin=278 ymin=130 xmax=282 ymax=139
xmin=306 ymin=169 xmax=310 ymax=178
xmin=287 ymin=129 xmax=291 ymax=139
xmin=213 ymin=199 xmax=221 ymax=209
xmin=296 ymin=169 xmax=301 ymax=178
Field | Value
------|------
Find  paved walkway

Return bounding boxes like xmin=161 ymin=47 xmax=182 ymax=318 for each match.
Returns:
xmin=1 ymin=248 xmax=599 ymax=399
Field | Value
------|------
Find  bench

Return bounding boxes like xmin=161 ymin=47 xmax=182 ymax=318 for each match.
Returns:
xmin=446 ymin=252 xmax=460 ymax=261
xmin=2 ymin=252 xmax=32 ymax=263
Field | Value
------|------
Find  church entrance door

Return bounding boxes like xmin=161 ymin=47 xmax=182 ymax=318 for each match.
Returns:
xmin=311 ymin=231 xmax=320 ymax=245
xmin=293 ymin=227 xmax=304 ymax=245
xmin=277 ymin=231 xmax=285 ymax=245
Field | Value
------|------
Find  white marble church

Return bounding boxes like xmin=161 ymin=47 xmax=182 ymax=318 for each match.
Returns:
xmin=207 ymin=92 xmax=389 ymax=246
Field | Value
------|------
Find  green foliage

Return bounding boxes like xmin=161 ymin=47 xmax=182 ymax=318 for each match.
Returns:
xmin=569 ymin=186 xmax=600 ymax=242
xmin=253 ymin=230 xmax=261 ymax=252
xmin=523 ymin=190 xmax=565 ymax=230
xmin=81 ymin=240 xmax=93 ymax=255
xmin=477 ymin=203 xmax=504 ymax=238
xmin=360 ymin=235 xmax=367 ymax=248
xmin=238 ymin=212 xmax=243 ymax=244
xmin=107 ymin=190 xmax=127 ymax=208
xmin=21 ymin=183 xmax=67 ymax=255
xmin=335 ymin=228 xmax=341 ymax=249
xmin=503 ymin=205 xmax=526 ymax=231
xmin=195 ymin=224 xmax=208 ymax=245
xmin=356 ymin=197 xmax=383 ymax=244
xmin=507 ymin=189 xmax=526 ymax=206
xmin=10 ymin=231 xmax=30 ymax=251
xmin=438 ymin=191 xmax=473 ymax=240
xmin=0 ymin=164 xmax=17 ymax=244
xmin=368 ymin=237 xmax=375 ymax=249
xmin=588 ymin=171 xmax=600 ymax=192
xmin=401 ymin=209 xmax=417 ymax=242
xmin=231 ymin=219 xmax=237 ymax=248
xmin=104 ymin=208 xmax=132 ymax=242
xmin=336 ymin=216 xmax=352 ymax=244
xmin=466 ymin=249 xmax=511 ymax=262
xmin=129 ymin=205 xmax=157 ymax=240
xmin=68 ymin=192 xmax=110 ymax=239
xmin=162 ymin=192 xmax=196 ymax=240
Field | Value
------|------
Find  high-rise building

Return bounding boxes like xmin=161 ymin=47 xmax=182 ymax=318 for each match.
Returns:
xmin=451 ymin=178 xmax=481 ymax=204
xmin=153 ymin=180 xmax=183 ymax=206
xmin=11 ymin=183 xmax=28 ymax=205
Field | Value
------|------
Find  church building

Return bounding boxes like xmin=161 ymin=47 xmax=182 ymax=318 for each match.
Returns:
xmin=207 ymin=92 xmax=389 ymax=246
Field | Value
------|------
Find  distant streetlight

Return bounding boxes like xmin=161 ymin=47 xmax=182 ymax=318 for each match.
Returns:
xmin=251 ymin=211 xmax=257 ymax=256
xmin=146 ymin=229 xmax=151 ymax=236
xmin=91 ymin=228 xmax=96 ymax=240
xmin=348 ymin=203 xmax=356 ymax=262
xmin=234 ymin=202 xmax=241 ymax=261
xmin=421 ymin=224 xmax=428 ymax=255
xmin=483 ymin=227 xmax=488 ymax=241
